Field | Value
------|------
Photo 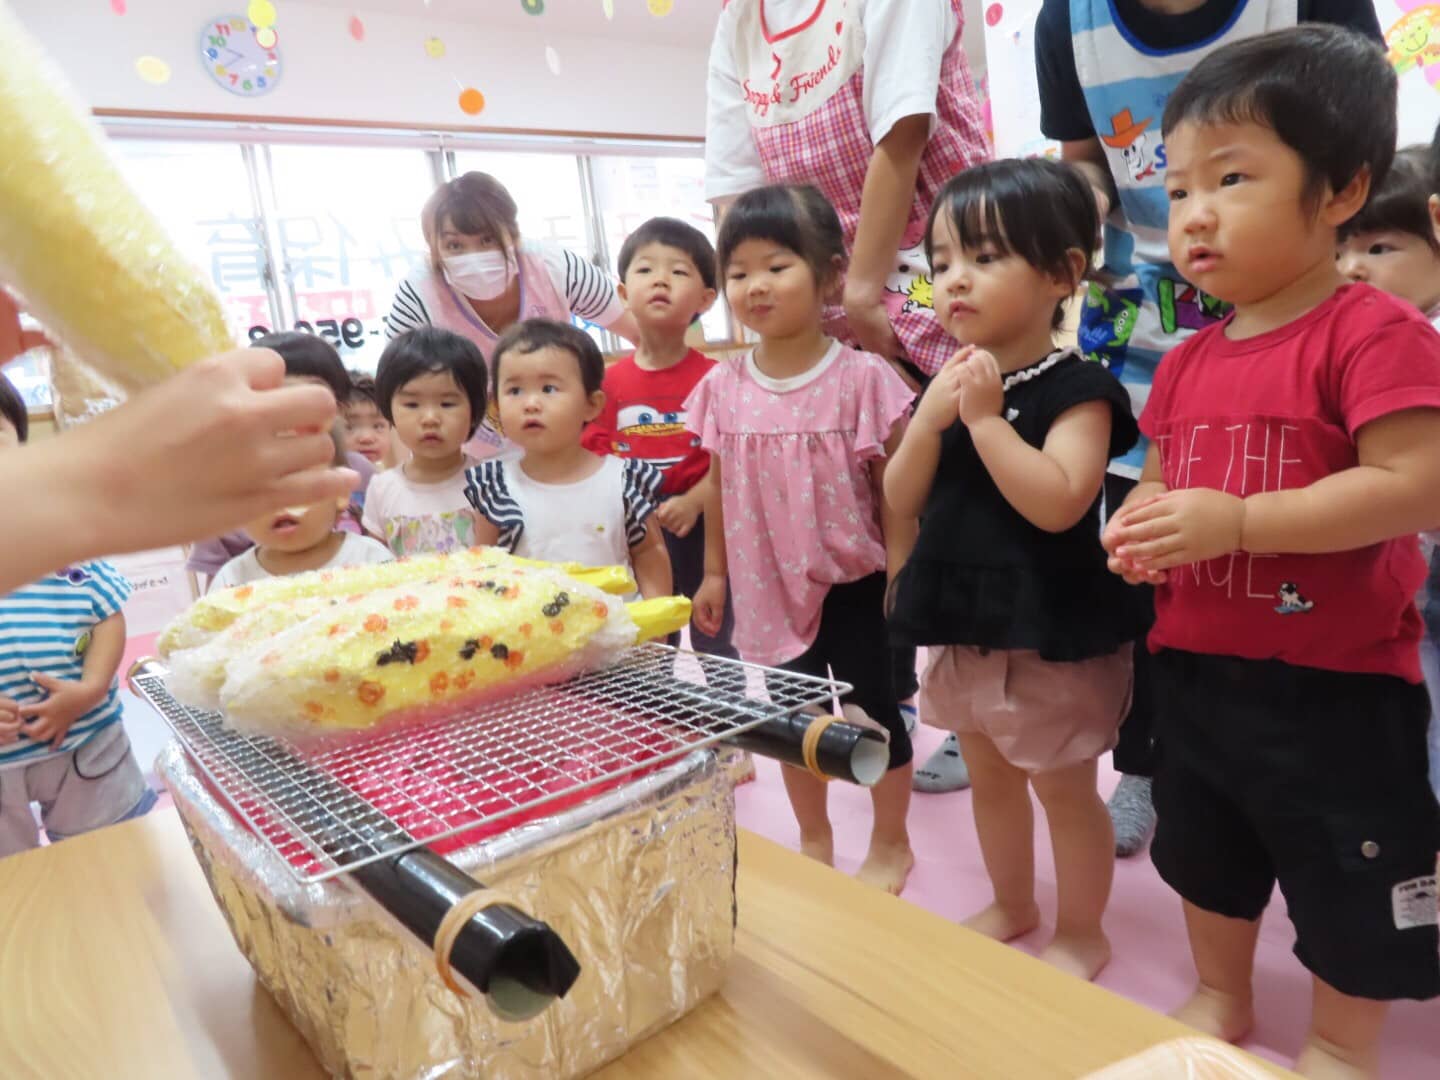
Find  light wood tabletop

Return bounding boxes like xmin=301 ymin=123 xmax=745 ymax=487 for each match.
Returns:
xmin=0 ymin=808 xmax=1286 ymax=1079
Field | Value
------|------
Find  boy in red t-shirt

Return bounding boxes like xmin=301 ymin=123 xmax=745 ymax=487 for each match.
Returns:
xmin=584 ymin=218 xmax=738 ymax=662
xmin=1101 ymin=27 xmax=1440 ymax=1078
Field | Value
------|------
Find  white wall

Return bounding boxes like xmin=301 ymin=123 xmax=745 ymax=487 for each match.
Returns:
xmin=8 ymin=0 xmax=713 ymax=137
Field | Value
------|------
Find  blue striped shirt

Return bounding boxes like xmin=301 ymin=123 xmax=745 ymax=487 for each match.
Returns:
xmin=0 ymin=561 xmax=131 ymax=768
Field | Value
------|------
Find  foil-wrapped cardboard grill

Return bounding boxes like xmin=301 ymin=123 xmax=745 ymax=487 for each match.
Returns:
xmin=157 ymin=741 xmax=737 ymax=1078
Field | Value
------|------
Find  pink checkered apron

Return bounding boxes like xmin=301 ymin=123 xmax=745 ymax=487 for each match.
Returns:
xmin=725 ymin=0 xmax=990 ymax=376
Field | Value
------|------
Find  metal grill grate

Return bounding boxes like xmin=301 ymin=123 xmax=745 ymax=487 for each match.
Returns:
xmin=132 ymin=644 xmax=846 ymax=883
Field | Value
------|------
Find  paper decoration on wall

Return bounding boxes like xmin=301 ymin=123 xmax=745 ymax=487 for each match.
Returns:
xmin=545 ymin=45 xmax=561 ymax=76
xmin=985 ymin=3 xmax=1003 ymax=25
xmin=522 ymin=0 xmax=545 ymax=13
xmin=255 ymin=26 xmax=278 ymax=49
xmin=110 ymin=0 xmax=128 ymax=14
xmin=247 ymin=0 xmax=277 ymax=29
xmin=425 ymin=36 xmax=446 ymax=58
xmin=1385 ymin=4 xmax=1440 ymax=90
xmin=602 ymin=0 xmax=615 ymax=18
xmin=980 ymin=0 xmax=1056 ymax=159
xmin=135 ymin=56 xmax=171 ymax=84
xmin=201 ymin=15 xmax=282 ymax=97
xmin=648 ymin=0 xmax=674 ymax=15
xmin=349 ymin=16 xmax=365 ymax=41
xmin=458 ymin=87 xmax=486 ymax=115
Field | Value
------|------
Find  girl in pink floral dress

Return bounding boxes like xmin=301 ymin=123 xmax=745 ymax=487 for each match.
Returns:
xmin=689 ymin=184 xmax=917 ymax=895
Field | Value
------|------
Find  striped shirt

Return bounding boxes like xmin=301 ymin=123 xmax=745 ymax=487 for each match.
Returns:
xmin=0 ymin=561 xmax=131 ymax=768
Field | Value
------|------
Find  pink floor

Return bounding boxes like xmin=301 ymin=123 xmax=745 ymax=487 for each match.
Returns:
xmin=734 ymin=724 xmax=1440 ymax=1078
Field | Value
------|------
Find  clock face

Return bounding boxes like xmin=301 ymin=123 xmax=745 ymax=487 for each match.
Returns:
xmin=200 ymin=15 xmax=281 ymax=97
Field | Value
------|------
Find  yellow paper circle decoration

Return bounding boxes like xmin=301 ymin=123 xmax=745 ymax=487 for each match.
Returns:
xmin=648 ymin=0 xmax=673 ymax=15
xmin=247 ymin=0 xmax=277 ymax=30
xmin=135 ymin=56 xmax=172 ymax=84
xmin=425 ymin=36 xmax=446 ymax=59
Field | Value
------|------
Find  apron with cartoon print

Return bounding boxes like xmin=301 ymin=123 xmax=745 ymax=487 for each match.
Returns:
xmin=724 ymin=0 xmax=989 ymax=376
xmin=1072 ymin=0 xmax=1298 ymax=475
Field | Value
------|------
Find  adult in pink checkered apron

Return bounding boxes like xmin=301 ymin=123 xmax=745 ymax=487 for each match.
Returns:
xmin=706 ymin=0 xmax=990 ymax=796
xmin=705 ymin=0 xmax=990 ymax=380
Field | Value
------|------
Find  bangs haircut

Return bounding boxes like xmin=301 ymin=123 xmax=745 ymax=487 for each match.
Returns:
xmin=253 ymin=330 xmax=350 ymax=405
xmin=422 ymin=172 xmax=520 ymax=272
xmin=926 ymin=157 xmax=1097 ymax=328
xmin=618 ymin=217 xmax=718 ymax=291
xmin=347 ymin=370 xmax=379 ymax=409
xmin=1162 ymin=25 xmax=1397 ymax=212
xmin=1339 ymin=146 xmax=1440 ymax=252
xmin=716 ymin=184 xmax=846 ymax=287
xmin=491 ymin=318 xmax=605 ymax=398
xmin=375 ymin=327 xmax=489 ymax=438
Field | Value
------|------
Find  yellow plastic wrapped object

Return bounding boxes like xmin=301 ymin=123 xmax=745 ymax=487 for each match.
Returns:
xmin=157 ymin=547 xmax=635 ymax=656
xmin=0 ymin=2 xmax=233 ymax=392
xmin=178 ymin=565 xmax=690 ymax=735
xmin=1083 ymin=1037 xmax=1284 ymax=1079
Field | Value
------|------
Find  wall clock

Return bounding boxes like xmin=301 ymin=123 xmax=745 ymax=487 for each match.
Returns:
xmin=200 ymin=14 xmax=282 ymax=97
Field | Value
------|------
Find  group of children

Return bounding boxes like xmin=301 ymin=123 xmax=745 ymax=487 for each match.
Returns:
xmin=0 ymin=21 xmax=1435 ymax=1079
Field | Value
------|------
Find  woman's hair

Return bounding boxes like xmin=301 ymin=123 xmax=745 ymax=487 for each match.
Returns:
xmin=491 ymin=318 xmax=605 ymax=398
xmin=716 ymin=184 xmax=847 ymax=288
xmin=0 ymin=373 xmax=27 ymax=444
xmin=1338 ymin=146 xmax=1440 ymax=252
xmin=926 ymin=158 xmax=1097 ymax=328
xmin=422 ymin=172 xmax=521 ymax=273
xmin=374 ymin=327 xmax=490 ymax=438
xmin=253 ymin=330 xmax=351 ymax=404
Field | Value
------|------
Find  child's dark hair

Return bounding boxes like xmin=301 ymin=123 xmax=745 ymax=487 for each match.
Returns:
xmin=253 ymin=331 xmax=350 ymax=405
xmin=1162 ymin=25 xmax=1396 ymax=212
xmin=375 ymin=327 xmax=489 ymax=438
xmin=716 ymin=184 xmax=846 ymax=288
xmin=617 ymin=217 xmax=719 ymax=291
xmin=347 ymin=369 xmax=379 ymax=409
xmin=925 ymin=158 xmax=1096 ymax=329
xmin=491 ymin=318 xmax=606 ymax=398
xmin=0 ymin=373 xmax=27 ymax=444
xmin=1339 ymin=146 xmax=1440 ymax=252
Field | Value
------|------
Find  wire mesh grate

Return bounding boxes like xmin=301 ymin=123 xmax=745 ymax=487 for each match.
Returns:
xmin=132 ymin=644 xmax=847 ymax=883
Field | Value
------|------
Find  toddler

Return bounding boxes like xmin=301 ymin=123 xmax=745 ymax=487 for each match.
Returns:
xmin=343 ymin=370 xmax=395 ymax=469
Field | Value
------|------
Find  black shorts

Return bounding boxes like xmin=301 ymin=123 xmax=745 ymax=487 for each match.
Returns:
xmin=1150 ymin=650 xmax=1440 ymax=1001
xmin=769 ymin=573 xmax=913 ymax=770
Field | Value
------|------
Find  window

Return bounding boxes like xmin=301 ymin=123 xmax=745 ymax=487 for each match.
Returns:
xmin=450 ymin=151 xmax=593 ymax=258
xmin=265 ymin=145 xmax=435 ymax=372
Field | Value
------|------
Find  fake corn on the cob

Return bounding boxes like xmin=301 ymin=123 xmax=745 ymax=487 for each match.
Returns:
xmin=158 ymin=547 xmax=636 ymax=656
xmin=0 ymin=2 xmax=233 ymax=391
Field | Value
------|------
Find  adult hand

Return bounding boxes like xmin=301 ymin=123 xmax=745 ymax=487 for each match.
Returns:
xmin=0 ymin=289 xmax=49 ymax=365
xmin=843 ymin=286 xmax=902 ymax=359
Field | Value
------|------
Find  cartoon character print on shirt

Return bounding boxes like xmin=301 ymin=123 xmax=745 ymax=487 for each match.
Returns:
xmin=882 ymin=242 xmax=936 ymax=318
xmin=1158 ymin=279 xmax=1230 ymax=335
xmin=1275 ymin=582 xmax=1315 ymax=615
xmin=609 ymin=402 xmax=702 ymax=472
xmin=386 ymin=511 xmax=478 ymax=557
xmin=55 ymin=566 xmax=97 ymax=656
xmin=1079 ymin=282 xmax=1142 ymax=377
xmin=1386 ymin=3 xmax=1440 ymax=88
xmin=1100 ymin=108 xmax=1162 ymax=183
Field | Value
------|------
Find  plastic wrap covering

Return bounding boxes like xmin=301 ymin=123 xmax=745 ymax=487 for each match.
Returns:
xmin=0 ymin=2 xmax=233 ymax=393
xmin=1084 ymin=1037 xmax=1282 ymax=1079
xmin=158 ymin=741 xmax=736 ymax=1080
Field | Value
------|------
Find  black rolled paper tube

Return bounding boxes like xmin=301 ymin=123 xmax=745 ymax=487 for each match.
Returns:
xmin=728 ymin=713 xmax=889 ymax=786
xmin=347 ymin=848 xmax=581 ymax=1022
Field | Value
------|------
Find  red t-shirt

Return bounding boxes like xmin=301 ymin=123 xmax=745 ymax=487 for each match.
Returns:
xmin=584 ymin=349 xmax=716 ymax=496
xmin=1140 ymin=284 xmax=1440 ymax=682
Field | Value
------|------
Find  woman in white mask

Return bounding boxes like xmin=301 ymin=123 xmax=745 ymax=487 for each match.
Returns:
xmin=383 ymin=172 xmax=638 ymax=457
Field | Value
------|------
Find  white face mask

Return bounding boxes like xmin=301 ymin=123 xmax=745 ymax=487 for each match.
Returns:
xmin=442 ymin=250 xmax=516 ymax=301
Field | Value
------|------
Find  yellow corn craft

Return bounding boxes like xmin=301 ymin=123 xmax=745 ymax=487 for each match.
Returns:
xmin=158 ymin=548 xmax=636 ymax=656
xmin=207 ymin=565 xmax=689 ymax=735
xmin=0 ymin=2 xmax=232 ymax=391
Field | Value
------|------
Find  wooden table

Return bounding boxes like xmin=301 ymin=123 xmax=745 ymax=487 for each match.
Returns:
xmin=0 ymin=810 xmax=1283 ymax=1079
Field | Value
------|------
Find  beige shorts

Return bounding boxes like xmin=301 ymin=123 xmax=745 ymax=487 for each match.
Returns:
xmin=920 ymin=644 xmax=1133 ymax=773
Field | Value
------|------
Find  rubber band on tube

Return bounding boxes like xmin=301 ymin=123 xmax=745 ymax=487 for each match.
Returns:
xmin=434 ymin=888 xmax=529 ymax=996
xmin=800 ymin=714 xmax=840 ymax=782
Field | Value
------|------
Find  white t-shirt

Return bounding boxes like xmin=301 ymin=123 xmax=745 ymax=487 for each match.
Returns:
xmin=704 ymin=0 xmax=959 ymax=202
xmin=210 ymin=533 xmax=393 ymax=591
xmin=361 ymin=459 xmax=481 ymax=557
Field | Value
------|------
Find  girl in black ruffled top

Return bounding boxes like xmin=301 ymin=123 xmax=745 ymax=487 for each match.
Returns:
xmin=886 ymin=158 xmax=1149 ymax=982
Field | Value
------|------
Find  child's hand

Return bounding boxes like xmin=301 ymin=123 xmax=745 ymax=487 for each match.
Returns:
xmin=0 ymin=694 xmax=20 ymax=746
xmin=18 ymin=672 xmax=102 ymax=749
xmin=1108 ymin=489 xmax=1245 ymax=572
xmin=912 ymin=347 xmax=973 ymax=434
xmin=956 ymin=349 xmax=1005 ymax=427
xmin=656 ymin=492 xmax=702 ymax=539
xmin=693 ymin=573 xmax=727 ymax=637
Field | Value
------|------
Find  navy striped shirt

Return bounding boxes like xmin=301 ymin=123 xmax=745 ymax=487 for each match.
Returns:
xmin=0 ymin=561 xmax=131 ymax=767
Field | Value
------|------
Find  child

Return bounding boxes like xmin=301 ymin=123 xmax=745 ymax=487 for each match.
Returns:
xmin=1034 ymin=0 xmax=1384 ymax=853
xmin=887 ymin=158 xmax=1145 ymax=981
xmin=466 ymin=319 xmax=672 ymax=599
xmin=583 ymin=217 xmax=738 ymax=656
xmin=364 ymin=327 xmax=489 ymax=556
xmin=343 ymin=371 xmax=395 ymax=469
xmin=1335 ymin=146 xmax=1440 ymax=800
xmin=0 ymin=373 xmax=155 ymax=856
xmin=1102 ymin=28 xmax=1440 ymax=1078
xmin=688 ymin=184 xmax=917 ymax=895
xmin=187 ymin=332 xmax=376 ymax=586
xmin=210 ymin=425 xmax=393 ymax=590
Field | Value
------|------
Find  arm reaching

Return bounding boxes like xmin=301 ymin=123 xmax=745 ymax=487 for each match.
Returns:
xmin=628 ymin=518 xmax=673 ymax=600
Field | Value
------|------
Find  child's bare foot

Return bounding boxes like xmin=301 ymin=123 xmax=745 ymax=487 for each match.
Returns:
xmin=963 ymin=900 xmax=1040 ymax=942
xmin=1039 ymin=928 xmax=1111 ymax=981
xmin=1294 ymin=1038 xmax=1378 ymax=1080
xmin=856 ymin=839 xmax=914 ymax=895
xmin=798 ymin=828 xmax=834 ymax=866
xmin=1172 ymin=983 xmax=1254 ymax=1044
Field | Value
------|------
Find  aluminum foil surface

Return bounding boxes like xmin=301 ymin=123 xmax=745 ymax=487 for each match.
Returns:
xmin=158 ymin=742 xmax=737 ymax=1079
